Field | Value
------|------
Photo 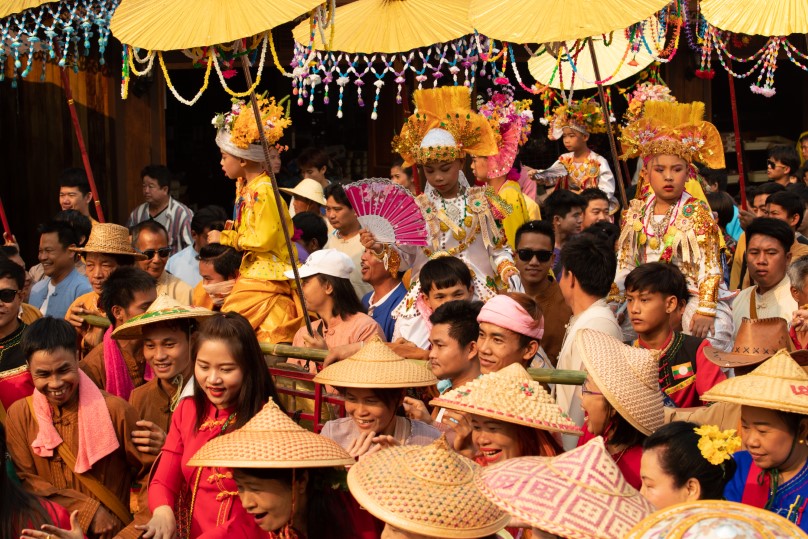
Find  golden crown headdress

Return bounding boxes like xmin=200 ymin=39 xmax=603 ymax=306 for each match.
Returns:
xmin=620 ymin=101 xmax=725 ymax=169
xmin=392 ymin=86 xmax=498 ymax=167
xmin=546 ymin=97 xmax=607 ymax=141
xmin=212 ymin=95 xmax=291 ymax=162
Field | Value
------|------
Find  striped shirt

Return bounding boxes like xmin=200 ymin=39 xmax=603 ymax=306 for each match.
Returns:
xmin=126 ymin=197 xmax=194 ymax=255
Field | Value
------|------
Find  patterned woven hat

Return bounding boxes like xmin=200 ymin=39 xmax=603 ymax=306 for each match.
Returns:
xmin=70 ymin=222 xmax=146 ymax=260
xmin=576 ymin=329 xmax=665 ymax=435
xmin=626 ymin=500 xmax=807 ymax=538
xmin=188 ymin=398 xmax=354 ymax=468
xmin=347 ymin=436 xmax=510 ymax=538
xmin=475 ymin=437 xmax=654 ymax=539
xmin=313 ymin=339 xmax=437 ymax=388
xmin=429 ymin=363 xmax=582 ymax=436
xmin=702 ymin=349 xmax=808 ymax=416
xmin=111 ymin=295 xmax=215 ymax=340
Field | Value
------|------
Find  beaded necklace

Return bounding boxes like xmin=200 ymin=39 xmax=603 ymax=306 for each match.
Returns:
xmin=641 ymin=194 xmax=681 ymax=252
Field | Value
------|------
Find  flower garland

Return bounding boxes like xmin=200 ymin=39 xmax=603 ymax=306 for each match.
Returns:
xmin=158 ymin=49 xmax=213 ymax=106
xmin=211 ymin=33 xmax=268 ymax=98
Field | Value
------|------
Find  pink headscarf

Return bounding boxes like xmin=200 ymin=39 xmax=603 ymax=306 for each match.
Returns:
xmin=477 ymin=294 xmax=544 ymax=340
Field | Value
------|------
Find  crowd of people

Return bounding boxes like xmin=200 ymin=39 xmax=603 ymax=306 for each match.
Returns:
xmin=3 ymin=83 xmax=808 ymax=539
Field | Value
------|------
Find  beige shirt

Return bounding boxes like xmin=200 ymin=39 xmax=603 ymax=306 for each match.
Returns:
xmin=555 ymin=299 xmax=622 ymax=450
xmin=732 ymin=276 xmax=797 ymax=337
xmin=157 ymin=271 xmax=193 ymax=306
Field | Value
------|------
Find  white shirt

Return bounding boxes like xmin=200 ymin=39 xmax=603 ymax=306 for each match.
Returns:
xmin=165 ymin=245 xmax=201 ymax=287
xmin=732 ymin=276 xmax=797 ymax=335
xmin=554 ymin=298 xmax=622 ymax=450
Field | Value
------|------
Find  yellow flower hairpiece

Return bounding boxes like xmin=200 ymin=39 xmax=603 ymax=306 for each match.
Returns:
xmin=694 ymin=425 xmax=742 ymax=466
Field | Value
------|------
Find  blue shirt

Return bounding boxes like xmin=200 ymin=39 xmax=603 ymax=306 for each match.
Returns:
xmin=362 ymin=283 xmax=406 ymax=342
xmin=29 ymin=268 xmax=92 ymax=319
xmin=725 ymin=450 xmax=808 ymax=531
xmin=165 ymin=244 xmax=201 ymax=287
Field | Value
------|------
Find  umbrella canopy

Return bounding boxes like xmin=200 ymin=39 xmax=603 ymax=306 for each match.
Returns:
xmin=291 ymin=0 xmax=473 ymax=53
xmin=701 ymin=0 xmax=808 ymax=36
xmin=528 ymin=26 xmax=664 ymax=90
xmin=0 ymin=0 xmax=54 ymax=19
xmin=469 ymin=0 xmax=669 ymax=43
xmin=111 ymin=0 xmax=323 ymax=50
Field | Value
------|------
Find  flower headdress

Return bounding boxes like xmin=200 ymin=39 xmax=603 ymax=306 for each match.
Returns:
xmin=620 ymin=101 xmax=725 ymax=169
xmin=212 ymin=94 xmax=291 ymax=163
xmin=694 ymin=425 xmax=742 ymax=467
xmin=545 ymin=97 xmax=607 ymax=141
xmin=477 ymin=89 xmax=534 ymax=179
xmin=392 ymin=86 xmax=498 ymax=167
xmin=623 ymin=82 xmax=677 ymax=126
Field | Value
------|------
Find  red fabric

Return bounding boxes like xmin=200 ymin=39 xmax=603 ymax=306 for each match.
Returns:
xmin=741 ymin=460 xmax=771 ymax=509
xmin=578 ymin=427 xmax=643 ymax=490
xmin=689 ymin=340 xmax=727 ymax=406
xmin=0 ymin=368 xmax=34 ymax=412
xmin=149 ymin=398 xmax=263 ymax=538
xmin=791 ymin=326 xmax=807 ymax=351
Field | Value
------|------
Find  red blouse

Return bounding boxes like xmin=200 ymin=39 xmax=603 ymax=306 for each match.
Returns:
xmin=149 ymin=398 xmax=264 ymax=538
xmin=578 ymin=427 xmax=643 ymax=491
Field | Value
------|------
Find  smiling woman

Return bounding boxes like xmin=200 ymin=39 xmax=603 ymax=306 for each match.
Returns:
xmin=141 ymin=312 xmax=284 ymax=539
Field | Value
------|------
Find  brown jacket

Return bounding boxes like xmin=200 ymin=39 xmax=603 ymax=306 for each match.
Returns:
xmin=5 ymin=392 xmax=154 ymax=538
xmin=531 ymin=279 xmax=573 ymax=367
xmin=128 ymin=378 xmax=181 ymax=434
xmin=79 ymin=342 xmax=146 ymax=392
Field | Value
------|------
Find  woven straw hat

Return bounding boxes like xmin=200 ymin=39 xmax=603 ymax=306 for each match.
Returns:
xmin=313 ymin=339 xmax=437 ymax=388
xmin=70 ymin=222 xmax=146 ymax=260
xmin=702 ymin=349 xmax=808 ymax=415
xmin=576 ymin=329 xmax=664 ymax=435
xmin=429 ymin=363 xmax=582 ymax=436
xmin=704 ymin=317 xmax=794 ymax=369
xmin=279 ymin=178 xmax=327 ymax=205
xmin=111 ymin=295 xmax=216 ymax=340
xmin=475 ymin=437 xmax=654 ymax=539
xmin=188 ymin=398 xmax=354 ymax=468
xmin=347 ymin=436 xmax=510 ymax=538
xmin=626 ymin=500 xmax=806 ymax=538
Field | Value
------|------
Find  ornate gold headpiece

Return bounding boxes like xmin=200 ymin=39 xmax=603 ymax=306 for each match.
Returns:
xmin=620 ymin=101 xmax=725 ymax=169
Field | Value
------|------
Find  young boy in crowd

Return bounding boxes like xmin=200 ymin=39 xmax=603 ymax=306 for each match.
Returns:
xmin=625 ymin=262 xmax=726 ymax=408
xmin=542 ymin=189 xmax=585 ymax=276
xmin=79 ymin=267 xmax=157 ymax=398
xmin=390 ymin=256 xmax=473 ymax=358
xmin=766 ymin=145 xmax=801 ymax=186
xmin=402 ymin=300 xmax=484 ymax=424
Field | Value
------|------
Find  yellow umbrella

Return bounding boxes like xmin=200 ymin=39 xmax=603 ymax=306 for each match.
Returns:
xmin=291 ymin=0 xmax=473 ymax=53
xmin=469 ymin=0 xmax=670 ymax=44
xmin=110 ymin=0 xmax=323 ymax=51
xmin=0 ymin=0 xmax=55 ymax=18
xmin=528 ymin=26 xmax=664 ymax=90
xmin=701 ymin=0 xmax=808 ymax=36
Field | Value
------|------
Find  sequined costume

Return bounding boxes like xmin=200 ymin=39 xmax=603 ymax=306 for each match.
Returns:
xmin=616 ymin=101 xmax=734 ymax=351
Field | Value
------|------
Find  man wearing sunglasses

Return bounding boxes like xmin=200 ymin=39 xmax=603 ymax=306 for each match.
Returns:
xmin=131 ymin=221 xmax=193 ymax=305
xmin=766 ymin=145 xmax=800 ymax=187
xmin=0 ymin=259 xmax=35 ymax=421
xmin=513 ymin=221 xmax=571 ymax=366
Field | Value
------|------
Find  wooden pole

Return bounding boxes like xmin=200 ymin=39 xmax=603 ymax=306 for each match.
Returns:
xmin=60 ymin=68 xmax=106 ymax=222
xmin=588 ymin=38 xmax=628 ymax=208
xmin=238 ymin=53 xmax=313 ymax=336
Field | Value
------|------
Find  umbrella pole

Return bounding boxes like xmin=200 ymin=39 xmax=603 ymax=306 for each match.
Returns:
xmin=0 ymin=194 xmax=11 ymax=241
xmin=587 ymin=38 xmax=628 ymax=209
xmin=239 ymin=56 xmax=314 ymax=336
xmin=727 ymin=70 xmax=747 ymax=209
xmin=59 ymin=67 xmax=106 ymax=223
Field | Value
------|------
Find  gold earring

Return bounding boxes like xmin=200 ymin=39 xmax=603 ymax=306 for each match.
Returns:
xmin=799 ymin=439 xmax=806 ymax=445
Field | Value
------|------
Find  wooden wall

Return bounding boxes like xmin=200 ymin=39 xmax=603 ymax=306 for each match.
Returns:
xmin=0 ymin=47 xmax=165 ymax=263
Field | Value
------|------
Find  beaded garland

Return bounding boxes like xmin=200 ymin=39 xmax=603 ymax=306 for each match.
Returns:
xmin=0 ymin=0 xmax=119 ymax=87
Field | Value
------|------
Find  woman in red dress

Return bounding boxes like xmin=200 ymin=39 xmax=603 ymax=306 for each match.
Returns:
xmin=138 ymin=312 xmax=283 ymax=539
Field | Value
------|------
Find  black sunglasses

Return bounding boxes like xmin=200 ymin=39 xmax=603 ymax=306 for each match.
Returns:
xmin=0 ymin=288 xmax=19 ymax=303
xmin=767 ymin=160 xmax=784 ymax=169
xmin=517 ymin=249 xmax=553 ymax=263
xmin=138 ymin=247 xmax=172 ymax=259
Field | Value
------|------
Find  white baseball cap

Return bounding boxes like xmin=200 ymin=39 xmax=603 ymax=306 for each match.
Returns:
xmin=285 ymin=248 xmax=355 ymax=280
